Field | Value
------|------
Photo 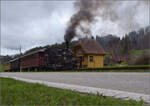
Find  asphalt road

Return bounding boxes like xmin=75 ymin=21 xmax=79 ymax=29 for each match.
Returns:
xmin=1 ymin=72 xmax=149 ymax=95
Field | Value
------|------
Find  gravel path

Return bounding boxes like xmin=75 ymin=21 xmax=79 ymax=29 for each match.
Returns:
xmin=1 ymin=72 xmax=150 ymax=95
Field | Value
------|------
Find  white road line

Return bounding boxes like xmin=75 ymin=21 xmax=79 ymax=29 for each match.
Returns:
xmin=1 ymin=75 xmax=150 ymax=104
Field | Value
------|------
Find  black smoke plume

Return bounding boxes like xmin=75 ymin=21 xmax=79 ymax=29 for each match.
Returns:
xmin=64 ymin=0 xmax=148 ymax=42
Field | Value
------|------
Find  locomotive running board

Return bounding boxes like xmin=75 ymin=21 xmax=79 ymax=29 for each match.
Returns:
xmin=1 ymin=75 xmax=149 ymax=104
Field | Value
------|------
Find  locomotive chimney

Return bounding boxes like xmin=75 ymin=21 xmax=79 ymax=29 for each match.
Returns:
xmin=66 ymin=40 xmax=69 ymax=50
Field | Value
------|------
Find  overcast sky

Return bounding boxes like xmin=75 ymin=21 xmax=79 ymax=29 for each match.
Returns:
xmin=1 ymin=0 xmax=149 ymax=55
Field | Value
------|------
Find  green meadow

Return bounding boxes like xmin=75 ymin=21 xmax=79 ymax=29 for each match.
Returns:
xmin=0 ymin=77 xmax=144 ymax=106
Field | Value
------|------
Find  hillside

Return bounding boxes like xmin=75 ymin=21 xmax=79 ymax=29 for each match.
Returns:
xmin=1 ymin=26 xmax=149 ymax=65
xmin=96 ymin=26 xmax=150 ymax=65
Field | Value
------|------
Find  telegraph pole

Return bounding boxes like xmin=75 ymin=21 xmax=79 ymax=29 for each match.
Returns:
xmin=19 ymin=45 xmax=22 ymax=72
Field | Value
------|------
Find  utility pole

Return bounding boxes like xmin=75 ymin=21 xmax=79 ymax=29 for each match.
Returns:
xmin=19 ymin=45 xmax=22 ymax=55
xmin=19 ymin=45 xmax=22 ymax=72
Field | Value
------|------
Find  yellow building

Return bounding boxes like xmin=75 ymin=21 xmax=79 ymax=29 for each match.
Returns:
xmin=4 ymin=62 xmax=11 ymax=71
xmin=74 ymin=38 xmax=105 ymax=68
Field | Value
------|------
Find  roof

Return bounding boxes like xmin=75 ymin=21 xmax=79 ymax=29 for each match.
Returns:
xmin=20 ymin=48 xmax=46 ymax=58
xmin=4 ymin=58 xmax=18 ymax=64
xmin=76 ymin=38 xmax=106 ymax=54
xmin=4 ymin=48 xmax=46 ymax=64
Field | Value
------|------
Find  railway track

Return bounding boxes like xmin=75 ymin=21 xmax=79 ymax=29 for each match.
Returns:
xmin=77 ymin=66 xmax=150 ymax=71
xmin=4 ymin=65 xmax=149 ymax=72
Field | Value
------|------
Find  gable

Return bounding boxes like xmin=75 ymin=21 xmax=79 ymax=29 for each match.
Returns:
xmin=75 ymin=38 xmax=106 ymax=55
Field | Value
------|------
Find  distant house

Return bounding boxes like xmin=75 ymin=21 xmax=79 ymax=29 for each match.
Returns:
xmin=74 ymin=38 xmax=106 ymax=68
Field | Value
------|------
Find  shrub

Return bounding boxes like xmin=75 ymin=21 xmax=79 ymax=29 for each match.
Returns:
xmin=134 ymin=52 xmax=150 ymax=65
xmin=128 ymin=51 xmax=150 ymax=65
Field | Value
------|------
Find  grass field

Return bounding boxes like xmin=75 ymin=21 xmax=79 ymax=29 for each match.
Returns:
xmin=0 ymin=77 xmax=144 ymax=106
xmin=130 ymin=49 xmax=150 ymax=57
xmin=79 ymin=69 xmax=150 ymax=72
xmin=103 ymin=64 xmax=150 ymax=68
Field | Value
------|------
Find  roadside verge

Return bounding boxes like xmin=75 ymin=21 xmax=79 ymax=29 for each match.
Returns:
xmin=0 ymin=75 xmax=149 ymax=104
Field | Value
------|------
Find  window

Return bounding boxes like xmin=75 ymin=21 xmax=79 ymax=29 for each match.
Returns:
xmin=89 ymin=56 xmax=93 ymax=62
xmin=77 ymin=50 xmax=83 ymax=55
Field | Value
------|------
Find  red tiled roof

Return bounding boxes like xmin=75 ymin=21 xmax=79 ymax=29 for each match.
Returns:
xmin=76 ymin=38 xmax=106 ymax=54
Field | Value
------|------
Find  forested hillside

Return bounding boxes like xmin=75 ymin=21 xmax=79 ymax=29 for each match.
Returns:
xmin=1 ymin=26 xmax=149 ymax=65
xmin=96 ymin=26 xmax=150 ymax=65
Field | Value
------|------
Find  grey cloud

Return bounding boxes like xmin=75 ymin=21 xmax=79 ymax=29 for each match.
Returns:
xmin=1 ymin=0 xmax=149 ymax=55
xmin=1 ymin=1 xmax=74 ymax=55
xmin=64 ymin=0 xmax=149 ymax=41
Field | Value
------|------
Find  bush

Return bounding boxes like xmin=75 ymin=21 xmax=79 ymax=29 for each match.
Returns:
xmin=128 ymin=51 xmax=150 ymax=65
xmin=134 ymin=52 xmax=150 ymax=65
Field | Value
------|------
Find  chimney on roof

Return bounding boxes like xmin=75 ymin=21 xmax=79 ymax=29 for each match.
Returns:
xmin=66 ymin=40 xmax=69 ymax=50
xmin=91 ymin=36 xmax=94 ymax=39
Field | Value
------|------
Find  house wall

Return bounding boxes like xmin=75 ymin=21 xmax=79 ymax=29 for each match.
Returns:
xmin=74 ymin=46 xmax=104 ymax=68
xmin=87 ymin=55 xmax=104 ymax=68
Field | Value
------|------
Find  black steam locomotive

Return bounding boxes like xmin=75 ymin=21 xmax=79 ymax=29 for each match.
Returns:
xmin=4 ymin=44 xmax=79 ymax=71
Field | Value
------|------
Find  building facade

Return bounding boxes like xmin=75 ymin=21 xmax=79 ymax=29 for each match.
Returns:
xmin=74 ymin=38 xmax=106 ymax=68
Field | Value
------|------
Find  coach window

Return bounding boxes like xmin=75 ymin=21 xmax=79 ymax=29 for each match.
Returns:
xmin=89 ymin=56 xmax=93 ymax=62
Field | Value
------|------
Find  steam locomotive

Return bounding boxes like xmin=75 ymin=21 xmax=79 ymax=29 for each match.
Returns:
xmin=4 ymin=46 xmax=79 ymax=71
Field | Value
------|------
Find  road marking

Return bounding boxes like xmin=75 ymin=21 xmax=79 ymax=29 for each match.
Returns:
xmin=1 ymin=75 xmax=149 ymax=104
